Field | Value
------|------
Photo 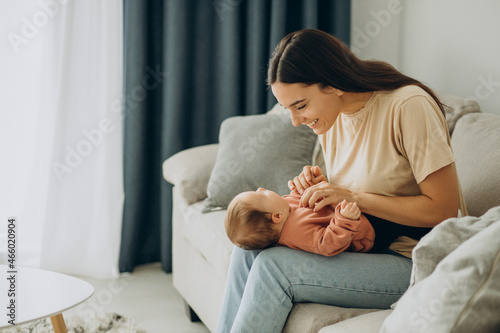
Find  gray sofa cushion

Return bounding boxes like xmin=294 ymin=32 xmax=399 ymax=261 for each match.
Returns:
xmin=437 ymin=92 xmax=480 ymax=135
xmin=410 ymin=207 xmax=500 ymax=286
xmin=451 ymin=113 xmax=500 ymax=217
xmin=380 ymin=206 xmax=500 ymax=333
xmin=203 ymin=114 xmax=317 ymax=212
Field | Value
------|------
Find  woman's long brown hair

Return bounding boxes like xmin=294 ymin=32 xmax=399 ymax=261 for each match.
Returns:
xmin=267 ymin=29 xmax=445 ymax=115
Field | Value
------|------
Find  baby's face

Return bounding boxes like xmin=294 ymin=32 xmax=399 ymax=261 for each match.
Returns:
xmin=235 ymin=188 xmax=289 ymax=215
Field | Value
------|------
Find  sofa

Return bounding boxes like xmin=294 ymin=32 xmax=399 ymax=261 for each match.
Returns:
xmin=163 ymin=92 xmax=500 ymax=333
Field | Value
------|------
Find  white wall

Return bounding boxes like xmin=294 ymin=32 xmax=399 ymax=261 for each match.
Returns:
xmin=351 ymin=0 xmax=500 ymax=115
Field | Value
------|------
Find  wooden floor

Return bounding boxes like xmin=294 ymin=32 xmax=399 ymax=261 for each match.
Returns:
xmin=68 ymin=263 xmax=211 ymax=333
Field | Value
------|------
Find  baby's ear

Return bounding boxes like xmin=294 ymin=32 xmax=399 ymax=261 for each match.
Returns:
xmin=271 ymin=212 xmax=284 ymax=223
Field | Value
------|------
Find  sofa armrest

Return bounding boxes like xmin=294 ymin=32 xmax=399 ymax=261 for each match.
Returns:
xmin=163 ymin=144 xmax=219 ymax=205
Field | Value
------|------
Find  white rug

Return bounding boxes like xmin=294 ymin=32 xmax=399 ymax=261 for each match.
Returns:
xmin=3 ymin=312 xmax=146 ymax=333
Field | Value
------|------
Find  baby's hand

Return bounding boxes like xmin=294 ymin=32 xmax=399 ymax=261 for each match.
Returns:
xmin=288 ymin=165 xmax=327 ymax=194
xmin=339 ymin=200 xmax=361 ymax=220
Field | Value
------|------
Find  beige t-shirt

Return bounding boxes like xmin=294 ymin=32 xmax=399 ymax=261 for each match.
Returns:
xmin=320 ymin=85 xmax=467 ymax=257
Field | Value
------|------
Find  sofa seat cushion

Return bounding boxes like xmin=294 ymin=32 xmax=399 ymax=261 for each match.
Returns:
xmin=318 ymin=309 xmax=392 ymax=333
xmin=183 ymin=200 xmax=234 ymax=279
xmin=283 ymin=303 xmax=379 ymax=333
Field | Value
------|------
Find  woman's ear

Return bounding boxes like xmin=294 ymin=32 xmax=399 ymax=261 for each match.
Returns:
xmin=321 ymin=85 xmax=343 ymax=97
xmin=334 ymin=88 xmax=344 ymax=97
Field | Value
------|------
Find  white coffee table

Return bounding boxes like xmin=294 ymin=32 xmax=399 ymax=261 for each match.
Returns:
xmin=0 ymin=265 xmax=94 ymax=332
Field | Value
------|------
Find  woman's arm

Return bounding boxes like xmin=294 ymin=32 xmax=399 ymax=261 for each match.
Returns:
xmin=301 ymin=164 xmax=460 ymax=228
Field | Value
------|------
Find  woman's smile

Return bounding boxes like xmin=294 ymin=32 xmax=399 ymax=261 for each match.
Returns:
xmin=305 ymin=118 xmax=319 ymax=128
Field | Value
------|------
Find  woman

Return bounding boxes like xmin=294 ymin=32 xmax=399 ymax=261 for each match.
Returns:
xmin=216 ymin=29 xmax=466 ymax=333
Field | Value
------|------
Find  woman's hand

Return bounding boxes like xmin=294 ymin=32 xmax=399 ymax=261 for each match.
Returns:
xmin=300 ymin=181 xmax=356 ymax=212
xmin=288 ymin=165 xmax=327 ymax=194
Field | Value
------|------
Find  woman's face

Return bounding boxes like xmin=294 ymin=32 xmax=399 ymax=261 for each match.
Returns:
xmin=271 ymin=82 xmax=341 ymax=135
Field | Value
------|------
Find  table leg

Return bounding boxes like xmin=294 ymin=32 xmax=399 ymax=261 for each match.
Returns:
xmin=50 ymin=313 xmax=68 ymax=333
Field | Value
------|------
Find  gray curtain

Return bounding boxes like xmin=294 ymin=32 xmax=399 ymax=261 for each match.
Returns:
xmin=120 ymin=0 xmax=351 ymax=273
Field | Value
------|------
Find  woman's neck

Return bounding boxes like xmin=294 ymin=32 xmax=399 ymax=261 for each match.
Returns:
xmin=340 ymin=91 xmax=374 ymax=114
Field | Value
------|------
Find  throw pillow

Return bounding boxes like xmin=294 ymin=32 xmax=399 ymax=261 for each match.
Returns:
xmin=436 ymin=92 xmax=480 ymax=135
xmin=451 ymin=113 xmax=500 ymax=217
xmin=380 ymin=206 xmax=500 ymax=333
xmin=409 ymin=206 xmax=500 ymax=286
xmin=202 ymin=114 xmax=317 ymax=213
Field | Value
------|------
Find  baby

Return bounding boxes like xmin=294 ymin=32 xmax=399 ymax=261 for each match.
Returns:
xmin=225 ymin=185 xmax=375 ymax=256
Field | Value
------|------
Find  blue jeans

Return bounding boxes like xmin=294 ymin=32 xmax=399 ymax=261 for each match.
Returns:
xmin=216 ymin=246 xmax=412 ymax=333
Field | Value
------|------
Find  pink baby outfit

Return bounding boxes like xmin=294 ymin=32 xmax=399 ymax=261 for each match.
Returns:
xmin=277 ymin=191 xmax=375 ymax=256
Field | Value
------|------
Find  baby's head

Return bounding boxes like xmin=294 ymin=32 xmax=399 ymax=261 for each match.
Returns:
xmin=225 ymin=188 xmax=290 ymax=250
